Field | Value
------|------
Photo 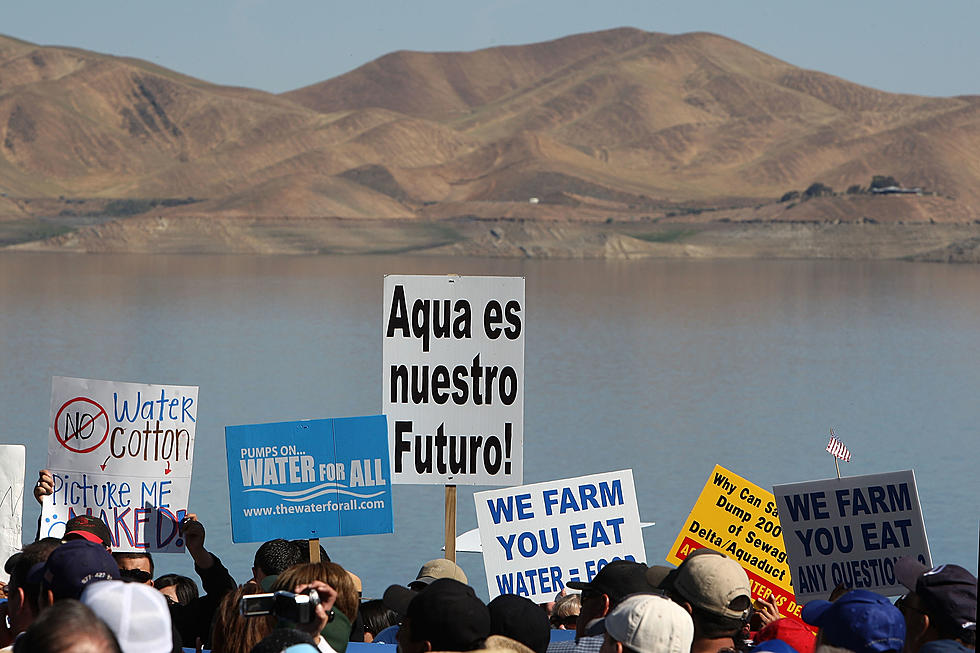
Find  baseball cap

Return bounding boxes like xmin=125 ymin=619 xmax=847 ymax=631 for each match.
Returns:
xmin=755 ymin=617 xmax=816 ymax=653
xmin=81 ymin=580 xmax=173 ymax=653
xmin=896 ymin=557 xmax=978 ymax=634
xmin=566 ymin=560 xmax=654 ymax=605
xmin=63 ymin=514 xmax=113 ymax=548
xmin=605 ymin=593 xmax=694 ymax=653
xmin=31 ymin=539 xmax=121 ymax=600
xmin=412 ymin=558 xmax=467 ymax=587
xmin=801 ymin=589 xmax=905 ymax=653
xmin=752 ymin=640 xmax=799 ymax=653
xmin=665 ymin=550 xmax=751 ymax=620
xmin=387 ymin=578 xmax=490 ymax=651
xmin=488 ymin=594 xmax=551 ymax=653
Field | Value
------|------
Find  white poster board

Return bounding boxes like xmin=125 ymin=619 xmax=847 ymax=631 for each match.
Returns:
xmin=41 ymin=376 xmax=198 ymax=552
xmin=0 ymin=445 xmax=25 ymax=582
xmin=382 ymin=275 xmax=524 ymax=485
xmin=773 ymin=470 xmax=931 ymax=602
xmin=475 ymin=470 xmax=645 ymax=603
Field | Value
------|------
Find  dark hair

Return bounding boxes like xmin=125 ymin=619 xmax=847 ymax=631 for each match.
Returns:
xmin=154 ymin=573 xmax=200 ymax=605
xmin=360 ymin=599 xmax=399 ymax=637
xmin=689 ymin=603 xmax=749 ymax=640
xmin=14 ymin=599 xmax=121 ymax=653
xmin=113 ymin=551 xmax=155 ymax=576
xmin=254 ymin=539 xmax=303 ymax=577
xmin=212 ymin=585 xmax=274 ymax=653
xmin=249 ymin=627 xmax=316 ymax=653
xmin=290 ymin=539 xmax=330 ymax=563
xmin=272 ymin=561 xmax=359 ymax=622
xmin=9 ymin=538 xmax=61 ymax=609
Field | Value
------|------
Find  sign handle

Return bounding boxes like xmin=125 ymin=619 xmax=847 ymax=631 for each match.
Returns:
xmin=445 ymin=484 xmax=457 ymax=562
xmin=309 ymin=538 xmax=321 ymax=564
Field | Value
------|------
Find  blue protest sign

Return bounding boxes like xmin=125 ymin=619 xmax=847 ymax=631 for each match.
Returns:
xmin=225 ymin=415 xmax=393 ymax=543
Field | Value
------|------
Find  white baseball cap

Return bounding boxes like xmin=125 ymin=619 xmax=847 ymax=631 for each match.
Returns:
xmin=81 ymin=580 xmax=174 ymax=653
xmin=605 ymin=594 xmax=694 ymax=653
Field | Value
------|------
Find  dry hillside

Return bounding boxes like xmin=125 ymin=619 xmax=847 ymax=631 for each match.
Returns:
xmin=2 ymin=28 xmax=980 ymax=259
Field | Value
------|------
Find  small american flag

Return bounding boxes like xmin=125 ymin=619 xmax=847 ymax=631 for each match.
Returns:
xmin=826 ymin=434 xmax=851 ymax=462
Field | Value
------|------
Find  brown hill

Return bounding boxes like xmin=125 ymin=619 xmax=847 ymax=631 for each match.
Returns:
xmin=2 ymin=28 xmax=980 ymax=258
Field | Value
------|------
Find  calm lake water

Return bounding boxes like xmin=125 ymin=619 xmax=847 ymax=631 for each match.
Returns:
xmin=1 ymin=252 xmax=977 ymax=598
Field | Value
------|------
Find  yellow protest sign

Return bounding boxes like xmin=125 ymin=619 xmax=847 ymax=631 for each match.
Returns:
xmin=667 ymin=465 xmax=803 ymax=620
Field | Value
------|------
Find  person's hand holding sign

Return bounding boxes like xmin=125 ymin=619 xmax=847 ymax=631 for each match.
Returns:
xmin=33 ymin=469 xmax=53 ymax=504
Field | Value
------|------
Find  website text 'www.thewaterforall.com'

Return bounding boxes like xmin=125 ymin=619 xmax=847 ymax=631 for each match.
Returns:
xmin=243 ymin=499 xmax=386 ymax=517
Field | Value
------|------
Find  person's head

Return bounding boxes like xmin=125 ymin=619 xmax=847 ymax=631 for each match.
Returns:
xmin=895 ymin=558 xmax=977 ymax=653
xmin=272 ymin=561 xmax=360 ymax=623
xmin=63 ymin=514 xmax=114 ymax=550
xmin=489 ymin=594 xmax=551 ymax=653
xmin=384 ymin=578 xmax=491 ymax=653
xmin=359 ymin=599 xmax=400 ymax=642
xmin=290 ymin=540 xmax=330 ymax=564
xmin=13 ymin=599 xmax=122 ymax=653
xmin=4 ymin=537 xmax=61 ymax=635
xmin=408 ymin=558 xmax=468 ymax=591
xmin=81 ymin=579 xmax=177 ymax=653
xmin=154 ymin=573 xmax=199 ymax=606
xmin=212 ymin=585 xmax=275 ymax=653
xmin=662 ymin=550 xmax=752 ymax=640
xmin=551 ymin=593 xmax=582 ymax=630
xmin=34 ymin=539 xmax=121 ymax=607
xmin=566 ymin=560 xmax=656 ymax=637
xmin=113 ymin=552 xmax=154 ymax=585
xmin=601 ymin=593 xmax=694 ymax=653
xmin=802 ymin=589 xmax=905 ymax=653
xmin=253 ymin=539 xmax=304 ymax=583
xmin=250 ymin=628 xmax=317 ymax=653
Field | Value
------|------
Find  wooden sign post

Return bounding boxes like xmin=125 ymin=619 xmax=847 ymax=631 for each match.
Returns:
xmin=445 ymin=485 xmax=457 ymax=562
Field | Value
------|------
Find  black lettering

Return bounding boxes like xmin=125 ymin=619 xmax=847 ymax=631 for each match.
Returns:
xmin=505 ymin=300 xmax=522 ymax=339
xmin=484 ymin=300 xmax=503 ymax=338
xmin=385 ymin=285 xmax=410 ymax=337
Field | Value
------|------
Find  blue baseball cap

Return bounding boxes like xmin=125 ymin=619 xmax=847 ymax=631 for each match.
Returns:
xmin=752 ymin=640 xmax=800 ymax=653
xmin=28 ymin=539 xmax=120 ymax=601
xmin=801 ymin=590 xmax=905 ymax=653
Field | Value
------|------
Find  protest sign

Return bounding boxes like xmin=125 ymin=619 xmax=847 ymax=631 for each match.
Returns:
xmin=383 ymin=275 xmax=524 ymax=486
xmin=666 ymin=465 xmax=801 ymax=618
xmin=773 ymin=470 xmax=931 ymax=602
xmin=41 ymin=376 xmax=197 ymax=552
xmin=474 ymin=470 xmax=645 ymax=603
xmin=225 ymin=415 xmax=393 ymax=543
xmin=0 ymin=445 xmax=25 ymax=582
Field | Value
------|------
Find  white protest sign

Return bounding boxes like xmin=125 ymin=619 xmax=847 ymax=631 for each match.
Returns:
xmin=773 ymin=470 xmax=931 ymax=602
xmin=474 ymin=470 xmax=645 ymax=603
xmin=0 ymin=445 xmax=25 ymax=582
xmin=41 ymin=376 xmax=198 ymax=552
xmin=383 ymin=275 xmax=524 ymax=485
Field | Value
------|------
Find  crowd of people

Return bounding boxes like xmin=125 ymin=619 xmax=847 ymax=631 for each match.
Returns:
xmin=0 ymin=471 xmax=975 ymax=653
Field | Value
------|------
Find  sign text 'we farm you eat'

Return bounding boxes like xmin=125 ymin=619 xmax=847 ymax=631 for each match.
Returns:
xmin=383 ymin=275 xmax=524 ymax=486
xmin=42 ymin=376 xmax=198 ymax=552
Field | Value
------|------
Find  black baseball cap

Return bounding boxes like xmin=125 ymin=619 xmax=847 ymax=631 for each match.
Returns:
xmin=384 ymin=578 xmax=490 ymax=651
xmin=489 ymin=594 xmax=551 ymax=653
xmin=896 ymin=557 xmax=977 ymax=634
xmin=566 ymin=560 xmax=655 ymax=606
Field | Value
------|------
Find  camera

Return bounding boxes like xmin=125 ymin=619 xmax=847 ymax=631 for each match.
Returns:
xmin=240 ymin=589 xmax=321 ymax=624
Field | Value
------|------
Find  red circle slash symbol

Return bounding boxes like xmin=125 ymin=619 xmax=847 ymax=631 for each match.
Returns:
xmin=54 ymin=397 xmax=109 ymax=454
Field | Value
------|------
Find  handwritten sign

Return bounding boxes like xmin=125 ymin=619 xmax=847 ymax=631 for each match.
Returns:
xmin=773 ymin=470 xmax=931 ymax=602
xmin=667 ymin=465 xmax=801 ymax=618
xmin=382 ymin=275 xmax=525 ymax=485
xmin=225 ymin=415 xmax=393 ymax=543
xmin=0 ymin=445 xmax=25 ymax=582
xmin=41 ymin=376 xmax=197 ymax=552
xmin=475 ymin=470 xmax=645 ymax=603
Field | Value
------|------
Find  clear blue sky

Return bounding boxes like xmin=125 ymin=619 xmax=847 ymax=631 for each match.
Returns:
xmin=3 ymin=1 xmax=978 ymax=97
